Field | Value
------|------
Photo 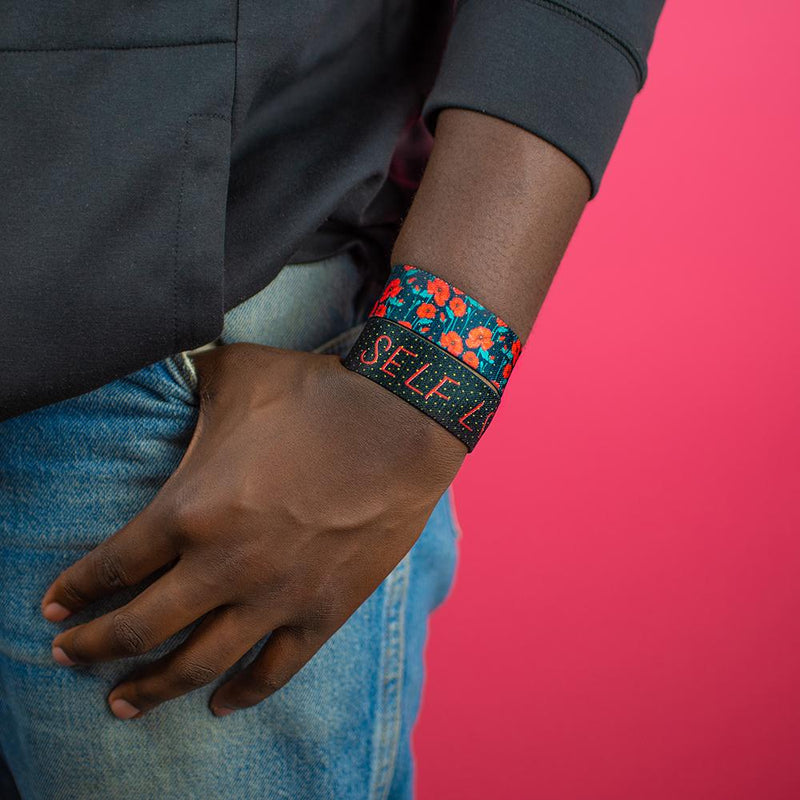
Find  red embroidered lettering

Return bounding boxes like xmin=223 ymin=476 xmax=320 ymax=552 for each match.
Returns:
xmin=477 ymin=410 xmax=495 ymax=437
xmin=380 ymin=345 xmax=417 ymax=378
xmin=360 ymin=334 xmax=393 ymax=365
xmin=404 ymin=363 xmax=431 ymax=395
xmin=458 ymin=400 xmax=486 ymax=431
xmin=424 ymin=375 xmax=460 ymax=401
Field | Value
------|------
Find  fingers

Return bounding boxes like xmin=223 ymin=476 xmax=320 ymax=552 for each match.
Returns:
xmin=106 ymin=604 xmax=268 ymax=719
xmin=210 ymin=626 xmax=326 ymax=716
xmin=51 ymin=562 xmax=216 ymax=665
xmin=41 ymin=503 xmax=177 ymax=622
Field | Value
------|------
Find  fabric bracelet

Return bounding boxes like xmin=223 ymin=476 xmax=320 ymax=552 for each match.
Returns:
xmin=341 ymin=264 xmax=523 ymax=451
xmin=368 ymin=263 xmax=523 ymax=392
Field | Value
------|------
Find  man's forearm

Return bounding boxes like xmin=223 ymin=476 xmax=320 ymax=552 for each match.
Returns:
xmin=392 ymin=108 xmax=591 ymax=345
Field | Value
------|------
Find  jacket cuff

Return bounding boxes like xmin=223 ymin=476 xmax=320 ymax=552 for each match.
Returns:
xmin=420 ymin=0 xmax=648 ymax=197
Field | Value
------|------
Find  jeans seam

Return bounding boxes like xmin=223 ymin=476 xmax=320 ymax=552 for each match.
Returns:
xmin=369 ymin=554 xmax=411 ymax=800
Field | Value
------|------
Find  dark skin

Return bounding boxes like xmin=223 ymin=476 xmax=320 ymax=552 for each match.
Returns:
xmin=40 ymin=108 xmax=590 ymax=719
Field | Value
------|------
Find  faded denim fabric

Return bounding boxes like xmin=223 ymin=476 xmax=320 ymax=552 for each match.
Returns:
xmin=0 ymin=251 xmax=461 ymax=800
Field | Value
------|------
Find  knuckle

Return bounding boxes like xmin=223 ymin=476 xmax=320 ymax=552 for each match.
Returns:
xmin=59 ymin=575 xmax=92 ymax=607
xmin=169 ymin=491 xmax=212 ymax=543
xmin=111 ymin=612 xmax=153 ymax=656
xmin=306 ymin=583 xmax=345 ymax=630
xmin=226 ymin=492 xmax=259 ymax=527
xmin=305 ymin=603 xmax=337 ymax=635
xmin=250 ymin=669 xmax=285 ymax=697
xmin=173 ymin=658 xmax=219 ymax=689
xmin=204 ymin=545 xmax=249 ymax=584
xmin=94 ymin=547 xmax=131 ymax=591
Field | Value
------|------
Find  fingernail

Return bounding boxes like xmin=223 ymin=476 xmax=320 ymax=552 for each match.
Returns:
xmin=42 ymin=602 xmax=72 ymax=622
xmin=110 ymin=698 xmax=141 ymax=720
xmin=51 ymin=646 xmax=76 ymax=667
xmin=212 ymin=705 xmax=237 ymax=717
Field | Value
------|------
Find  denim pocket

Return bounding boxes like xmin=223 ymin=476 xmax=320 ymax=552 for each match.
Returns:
xmin=159 ymin=312 xmax=363 ymax=403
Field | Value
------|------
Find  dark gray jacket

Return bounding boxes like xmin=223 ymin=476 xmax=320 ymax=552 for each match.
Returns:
xmin=0 ymin=1 xmax=664 ymax=420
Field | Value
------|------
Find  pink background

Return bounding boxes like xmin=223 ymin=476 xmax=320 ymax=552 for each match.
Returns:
xmin=415 ymin=2 xmax=800 ymax=798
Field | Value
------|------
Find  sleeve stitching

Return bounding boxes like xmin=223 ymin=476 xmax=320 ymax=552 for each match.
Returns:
xmin=528 ymin=0 xmax=646 ymax=86
xmin=456 ymin=0 xmax=647 ymax=88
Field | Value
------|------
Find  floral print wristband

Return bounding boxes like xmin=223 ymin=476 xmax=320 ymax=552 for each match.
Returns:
xmin=369 ymin=264 xmax=523 ymax=393
xmin=341 ymin=263 xmax=522 ymax=451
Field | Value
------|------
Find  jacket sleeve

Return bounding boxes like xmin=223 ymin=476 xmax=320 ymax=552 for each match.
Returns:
xmin=421 ymin=0 xmax=666 ymax=197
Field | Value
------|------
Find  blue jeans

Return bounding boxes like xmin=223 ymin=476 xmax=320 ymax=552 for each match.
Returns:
xmin=0 ymin=252 xmax=461 ymax=800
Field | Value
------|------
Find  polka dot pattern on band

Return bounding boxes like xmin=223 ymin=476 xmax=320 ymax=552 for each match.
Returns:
xmin=341 ymin=316 xmax=500 ymax=451
xmin=369 ymin=263 xmax=523 ymax=393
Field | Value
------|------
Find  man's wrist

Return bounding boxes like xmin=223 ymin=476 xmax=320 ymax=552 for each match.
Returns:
xmin=342 ymin=316 xmax=500 ymax=451
xmin=328 ymin=353 xmax=468 ymax=465
xmin=340 ymin=263 xmax=522 ymax=452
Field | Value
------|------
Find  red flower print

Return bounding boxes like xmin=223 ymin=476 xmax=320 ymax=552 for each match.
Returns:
xmin=439 ymin=331 xmax=464 ymax=356
xmin=427 ymin=278 xmax=450 ymax=306
xmin=403 ymin=264 xmax=414 ymax=271
xmin=399 ymin=320 xmax=412 ymax=328
xmin=439 ymin=312 xmax=446 ymax=321
xmin=491 ymin=380 xmax=501 ymax=389
xmin=462 ymin=351 xmax=479 ymax=369
xmin=502 ymin=363 xmax=513 ymax=379
xmin=466 ymin=326 xmax=493 ymax=350
xmin=416 ymin=303 xmax=436 ymax=319
xmin=379 ymin=278 xmax=402 ymax=302
xmin=421 ymin=326 xmax=430 ymax=333
xmin=496 ymin=317 xmax=506 ymax=327
xmin=511 ymin=338 xmax=522 ymax=363
xmin=373 ymin=304 xmax=387 ymax=317
xmin=449 ymin=297 xmax=467 ymax=317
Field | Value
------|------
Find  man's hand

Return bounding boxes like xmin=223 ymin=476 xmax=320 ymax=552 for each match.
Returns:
xmin=39 ymin=107 xmax=588 ymax=720
xmin=40 ymin=343 xmax=465 ymax=719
